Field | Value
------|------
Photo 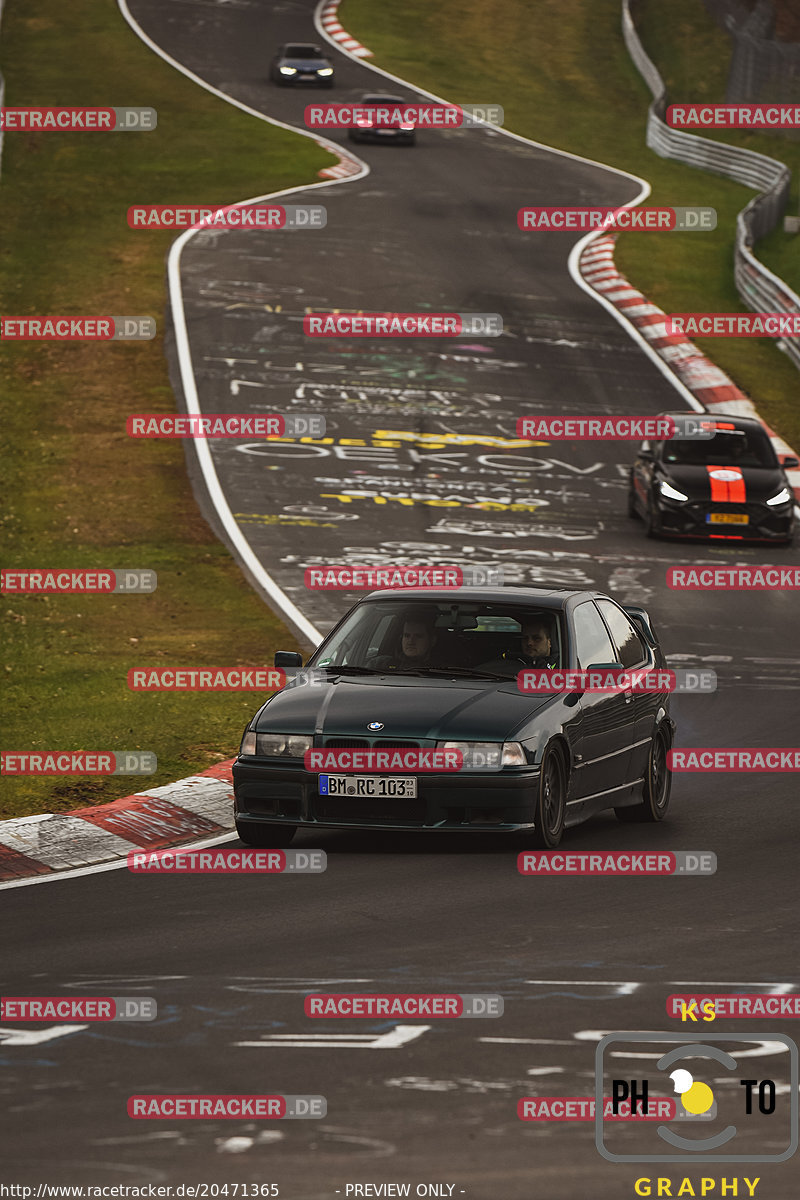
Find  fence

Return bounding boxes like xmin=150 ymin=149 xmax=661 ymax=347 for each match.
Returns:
xmin=622 ymin=0 xmax=800 ymax=372
xmin=703 ymin=0 xmax=800 ymax=103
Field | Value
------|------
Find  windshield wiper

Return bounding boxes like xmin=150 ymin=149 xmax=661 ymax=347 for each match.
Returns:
xmin=394 ymin=666 xmax=509 ymax=680
xmin=314 ymin=664 xmax=383 ymax=675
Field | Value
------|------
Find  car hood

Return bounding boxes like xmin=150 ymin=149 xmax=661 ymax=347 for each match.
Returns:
xmin=659 ymin=463 xmax=786 ymax=502
xmin=254 ymin=675 xmax=555 ymax=741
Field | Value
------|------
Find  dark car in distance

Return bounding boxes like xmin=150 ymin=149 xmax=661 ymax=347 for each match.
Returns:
xmin=270 ymin=43 xmax=335 ymax=87
xmin=628 ymin=413 xmax=797 ymax=543
xmin=347 ymin=93 xmax=417 ymax=144
xmin=233 ymin=588 xmax=676 ymax=849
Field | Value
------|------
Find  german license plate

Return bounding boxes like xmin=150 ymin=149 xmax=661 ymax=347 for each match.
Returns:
xmin=707 ymin=512 xmax=749 ymax=525
xmin=319 ymin=775 xmax=417 ymax=798
xmin=300 ymin=74 xmax=316 ymax=80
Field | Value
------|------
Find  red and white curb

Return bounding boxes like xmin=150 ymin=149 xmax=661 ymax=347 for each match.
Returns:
xmin=319 ymin=0 xmax=373 ymax=59
xmin=318 ymin=147 xmax=363 ymax=180
xmin=0 ymin=760 xmax=236 ymax=882
xmin=580 ymin=235 xmax=800 ymax=500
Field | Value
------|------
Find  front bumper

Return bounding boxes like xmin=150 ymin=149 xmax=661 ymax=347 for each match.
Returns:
xmin=278 ymin=73 xmax=333 ymax=86
xmin=656 ymin=497 xmax=794 ymax=541
xmin=233 ymin=759 xmax=540 ymax=832
xmin=351 ymin=128 xmax=415 ymax=142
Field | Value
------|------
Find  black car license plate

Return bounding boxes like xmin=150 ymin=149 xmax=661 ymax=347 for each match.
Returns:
xmin=319 ymin=775 xmax=417 ymax=798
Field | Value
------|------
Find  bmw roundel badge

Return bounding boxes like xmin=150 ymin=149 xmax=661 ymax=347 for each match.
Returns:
xmin=367 ymin=721 xmax=384 ymax=731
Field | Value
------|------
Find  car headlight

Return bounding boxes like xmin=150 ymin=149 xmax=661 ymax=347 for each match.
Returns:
xmin=239 ymin=730 xmax=257 ymax=756
xmin=436 ymin=740 xmax=526 ymax=768
xmin=399 ymin=122 xmax=415 ymax=130
xmin=317 ymin=67 xmax=333 ymax=76
xmin=659 ymin=479 xmax=689 ymax=502
xmin=279 ymin=66 xmax=297 ymax=75
xmin=255 ymin=733 xmax=313 ymax=757
xmin=766 ymin=486 xmax=792 ymax=507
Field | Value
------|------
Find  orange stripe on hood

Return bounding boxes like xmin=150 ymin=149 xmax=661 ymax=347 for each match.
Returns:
xmin=707 ymin=465 xmax=746 ymax=504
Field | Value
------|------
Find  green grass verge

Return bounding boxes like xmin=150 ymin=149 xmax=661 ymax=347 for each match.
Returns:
xmin=342 ymin=0 xmax=800 ymax=447
xmin=0 ymin=0 xmax=335 ymax=818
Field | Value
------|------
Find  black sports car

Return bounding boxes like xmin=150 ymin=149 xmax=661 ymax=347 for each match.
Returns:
xmin=233 ymin=588 xmax=675 ymax=849
xmin=347 ymin=94 xmax=416 ymax=144
xmin=269 ymin=43 xmax=335 ymax=87
xmin=628 ymin=412 xmax=797 ymax=543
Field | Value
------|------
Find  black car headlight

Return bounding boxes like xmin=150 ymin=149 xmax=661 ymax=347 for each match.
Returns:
xmin=436 ymin=740 xmax=526 ymax=768
xmin=659 ymin=480 xmax=689 ymax=503
xmin=765 ymin=486 xmax=792 ymax=508
xmin=240 ymin=732 xmax=313 ymax=757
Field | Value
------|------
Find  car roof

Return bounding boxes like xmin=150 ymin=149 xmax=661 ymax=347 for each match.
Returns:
xmin=657 ymin=411 xmax=767 ymax=434
xmin=360 ymin=587 xmax=604 ymax=608
xmin=281 ymin=43 xmax=324 ymax=54
xmin=360 ymin=94 xmax=407 ymax=103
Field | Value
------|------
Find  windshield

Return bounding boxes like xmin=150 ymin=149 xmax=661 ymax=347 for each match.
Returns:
xmin=308 ymin=599 xmax=565 ymax=678
xmin=662 ymin=428 xmax=776 ymax=469
xmin=362 ymin=97 xmax=405 ymax=105
xmin=284 ymin=45 xmax=324 ymax=58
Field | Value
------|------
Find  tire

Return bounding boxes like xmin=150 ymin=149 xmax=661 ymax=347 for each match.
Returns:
xmin=643 ymin=498 xmax=662 ymax=540
xmin=616 ymin=725 xmax=672 ymax=823
xmin=235 ymin=819 xmax=297 ymax=848
xmin=627 ymin=474 xmax=638 ymax=518
xmin=531 ymin=743 xmax=567 ymax=848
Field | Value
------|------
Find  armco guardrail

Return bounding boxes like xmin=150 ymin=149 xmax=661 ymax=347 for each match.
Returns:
xmin=622 ymin=0 xmax=800 ymax=372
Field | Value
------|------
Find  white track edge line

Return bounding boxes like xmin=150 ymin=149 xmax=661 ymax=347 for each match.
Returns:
xmin=117 ymin=0 xmax=373 ymax=648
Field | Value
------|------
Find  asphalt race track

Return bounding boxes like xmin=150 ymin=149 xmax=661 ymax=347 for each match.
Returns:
xmin=2 ymin=1 xmax=800 ymax=1197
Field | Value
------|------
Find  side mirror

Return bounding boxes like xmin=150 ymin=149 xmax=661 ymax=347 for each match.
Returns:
xmin=588 ymin=662 xmax=625 ymax=672
xmin=275 ymin=651 xmax=303 ymax=668
xmin=780 ymin=454 xmax=799 ymax=469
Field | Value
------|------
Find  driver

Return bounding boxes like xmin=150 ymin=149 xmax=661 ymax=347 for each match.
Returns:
xmin=372 ymin=609 xmax=439 ymax=672
xmin=478 ymin=616 xmax=559 ymax=676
